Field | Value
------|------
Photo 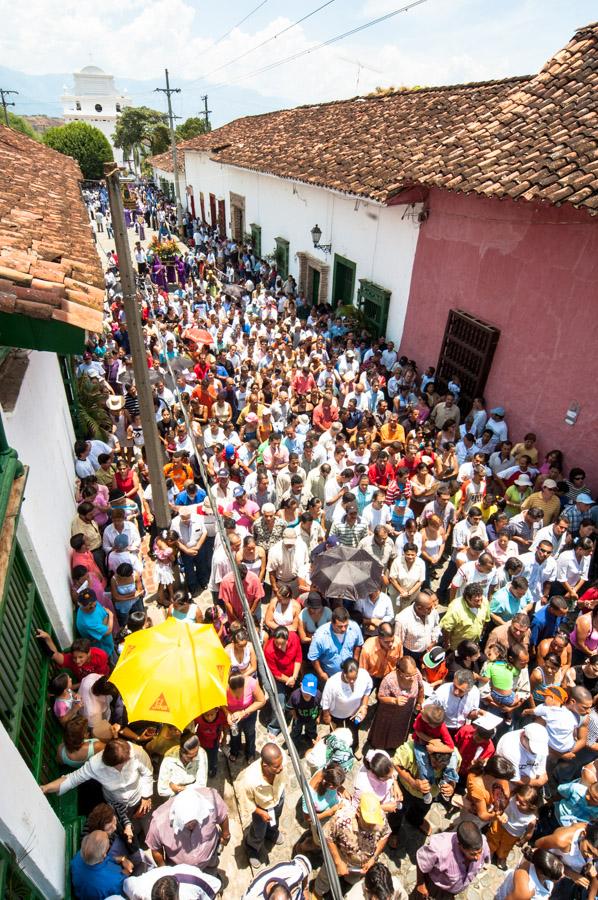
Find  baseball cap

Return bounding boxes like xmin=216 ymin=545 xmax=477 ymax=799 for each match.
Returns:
xmin=282 ymin=527 xmax=297 ymax=544
xmin=515 ymin=475 xmax=532 ymax=487
xmin=217 ymin=468 xmax=230 ymax=478
xmin=491 ymin=407 xmax=505 ymax=416
xmin=523 ymin=723 xmax=549 ymax=754
xmin=245 ymin=412 xmax=258 ymax=425
xmin=262 ymin=407 xmax=272 ymax=416
xmin=233 ymin=485 xmax=246 ymax=498
xmin=114 ymin=533 xmax=129 ymax=550
xmin=577 ymin=493 xmax=594 ymax=504
xmin=538 ymin=685 xmax=568 ymax=704
xmin=224 ymin=443 xmax=236 ymax=458
xmin=423 ymin=646 xmax=446 ymax=668
xmin=306 ymin=592 xmax=323 ymax=609
xmin=543 ymin=478 xmax=558 ymax=489
xmin=359 ymin=792 xmax=385 ymax=827
xmin=78 ymin=589 xmax=97 ymax=607
xmin=301 ymin=674 xmax=318 ymax=697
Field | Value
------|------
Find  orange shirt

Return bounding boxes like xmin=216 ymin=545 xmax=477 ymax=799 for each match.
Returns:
xmin=163 ymin=462 xmax=193 ymax=491
xmin=312 ymin=402 xmax=339 ymax=431
xmin=379 ymin=422 xmax=406 ymax=445
xmin=359 ymin=635 xmax=403 ymax=679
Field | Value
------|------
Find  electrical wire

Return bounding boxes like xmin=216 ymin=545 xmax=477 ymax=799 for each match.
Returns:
xmin=210 ymin=0 xmax=270 ymax=48
xmin=185 ymin=0 xmax=338 ymax=87
xmin=206 ymin=0 xmax=431 ymax=92
xmin=144 ymin=279 xmax=344 ymax=899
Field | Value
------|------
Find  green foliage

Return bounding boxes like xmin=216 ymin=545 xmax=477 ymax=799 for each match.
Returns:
xmin=76 ymin=374 xmax=112 ymax=440
xmin=43 ymin=122 xmax=113 ymax=179
xmin=176 ymin=116 xmax=211 ymax=140
xmin=7 ymin=112 xmax=41 ymax=140
xmin=112 ymin=106 xmax=168 ymax=162
xmin=150 ymin=123 xmax=171 ymax=155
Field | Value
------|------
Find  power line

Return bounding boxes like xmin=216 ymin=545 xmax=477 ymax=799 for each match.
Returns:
xmin=186 ymin=0 xmax=337 ymax=87
xmin=207 ymin=0 xmax=431 ymax=92
xmin=154 ymin=70 xmax=184 ymax=230
xmin=210 ymin=0 xmax=269 ymax=47
xmin=0 ymin=88 xmax=18 ymax=126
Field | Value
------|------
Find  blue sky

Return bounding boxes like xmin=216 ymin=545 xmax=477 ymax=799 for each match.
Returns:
xmin=4 ymin=0 xmax=597 ymax=126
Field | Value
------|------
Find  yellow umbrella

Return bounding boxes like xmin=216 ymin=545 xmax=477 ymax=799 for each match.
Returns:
xmin=110 ymin=618 xmax=230 ymax=730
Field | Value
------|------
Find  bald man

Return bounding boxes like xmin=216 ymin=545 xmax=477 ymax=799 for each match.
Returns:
xmin=239 ymin=742 xmax=287 ymax=868
xmin=71 ymin=830 xmax=127 ymax=898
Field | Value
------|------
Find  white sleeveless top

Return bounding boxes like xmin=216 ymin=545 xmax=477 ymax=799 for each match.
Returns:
xmin=496 ymin=865 xmax=554 ymax=900
xmin=552 ymin=827 xmax=586 ymax=873
xmin=273 ymin=601 xmax=295 ymax=626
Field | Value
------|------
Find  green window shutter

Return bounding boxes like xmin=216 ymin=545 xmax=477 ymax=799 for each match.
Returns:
xmin=250 ymin=223 xmax=262 ymax=258
xmin=274 ymin=237 xmax=290 ymax=279
xmin=0 ymin=544 xmax=62 ymax=785
xmin=0 ymin=844 xmax=45 ymax=900
xmin=357 ymin=279 xmax=392 ymax=337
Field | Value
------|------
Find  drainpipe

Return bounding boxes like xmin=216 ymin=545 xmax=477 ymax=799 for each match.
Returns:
xmin=0 ymin=412 xmax=25 ymax=531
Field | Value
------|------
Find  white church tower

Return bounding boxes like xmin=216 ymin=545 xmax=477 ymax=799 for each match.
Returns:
xmin=61 ymin=66 xmax=131 ymax=166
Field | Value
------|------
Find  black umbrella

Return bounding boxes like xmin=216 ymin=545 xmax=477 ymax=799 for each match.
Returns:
xmin=311 ymin=545 xmax=383 ymax=601
xmin=169 ymin=356 xmax=195 ymax=373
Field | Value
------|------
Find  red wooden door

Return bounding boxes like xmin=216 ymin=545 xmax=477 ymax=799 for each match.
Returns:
xmin=199 ymin=192 xmax=206 ymax=223
xmin=218 ymin=199 xmax=226 ymax=237
xmin=209 ymin=193 xmax=217 ymax=227
xmin=436 ymin=309 xmax=500 ymax=413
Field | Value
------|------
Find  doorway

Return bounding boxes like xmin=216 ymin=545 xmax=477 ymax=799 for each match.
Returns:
xmin=231 ymin=206 xmax=244 ymax=242
xmin=209 ymin=193 xmax=217 ymax=228
xmin=332 ymin=254 xmax=356 ymax=307
xmin=309 ymin=267 xmax=321 ymax=305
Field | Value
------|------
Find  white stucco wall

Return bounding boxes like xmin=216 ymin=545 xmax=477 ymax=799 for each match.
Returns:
xmin=184 ymin=150 xmax=421 ymax=343
xmin=153 ymin=165 xmax=188 ymax=207
xmin=1 ymin=352 xmax=76 ymax=645
xmin=0 ymin=724 xmax=66 ymax=898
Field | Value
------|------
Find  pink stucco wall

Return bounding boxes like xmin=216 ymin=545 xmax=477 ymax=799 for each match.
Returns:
xmin=398 ymin=188 xmax=598 ymax=485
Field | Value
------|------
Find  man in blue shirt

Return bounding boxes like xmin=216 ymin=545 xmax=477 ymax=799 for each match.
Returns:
xmin=556 ymin=780 xmax=598 ymax=827
xmin=489 ymin=575 xmax=533 ymax=625
xmin=530 ymin=595 xmax=568 ymax=649
xmin=76 ymin=590 xmax=114 ymax=658
xmin=71 ymin=830 xmax=126 ymax=900
xmin=174 ymin=480 xmax=206 ymax=507
xmin=308 ymin=606 xmax=363 ymax=681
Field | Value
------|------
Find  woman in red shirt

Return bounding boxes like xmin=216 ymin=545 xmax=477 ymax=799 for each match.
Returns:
xmin=263 ymin=626 xmax=302 ymax=736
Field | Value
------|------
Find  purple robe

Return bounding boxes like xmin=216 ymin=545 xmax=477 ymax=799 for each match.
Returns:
xmin=151 ymin=258 xmax=167 ymax=289
xmin=124 ymin=209 xmax=132 ymax=228
xmin=176 ymin=257 xmax=186 ymax=286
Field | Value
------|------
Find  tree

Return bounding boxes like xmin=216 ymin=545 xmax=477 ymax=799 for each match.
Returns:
xmin=176 ymin=116 xmax=211 ymax=140
xmin=7 ymin=112 xmax=41 ymax=140
xmin=112 ymin=106 xmax=168 ymax=168
xmin=43 ymin=122 xmax=113 ymax=179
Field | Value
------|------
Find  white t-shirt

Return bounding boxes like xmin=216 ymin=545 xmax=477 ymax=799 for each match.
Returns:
xmin=451 ymin=560 xmax=498 ymax=598
xmin=556 ymin=550 xmax=590 ymax=587
xmin=321 ymin=669 xmax=373 ymax=719
xmin=362 ymin=502 xmax=392 ymax=530
xmin=496 ymin=729 xmax=547 ymax=783
xmin=533 ymin=703 xmax=578 ymax=752
xmin=124 ymin=865 xmax=221 ymax=900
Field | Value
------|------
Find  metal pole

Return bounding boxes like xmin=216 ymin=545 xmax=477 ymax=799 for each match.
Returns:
xmin=201 ymin=94 xmax=211 ymax=130
xmin=0 ymin=89 xmax=18 ymax=126
xmin=103 ymin=162 xmax=171 ymax=531
xmin=164 ymin=70 xmax=184 ymax=234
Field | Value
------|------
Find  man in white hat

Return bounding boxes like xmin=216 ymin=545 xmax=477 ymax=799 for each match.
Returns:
xmin=496 ymin=723 xmax=549 ymax=787
xmin=267 ymin=528 xmax=310 ymax=597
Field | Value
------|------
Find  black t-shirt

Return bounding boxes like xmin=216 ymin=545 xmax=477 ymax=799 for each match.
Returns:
xmin=288 ymin=688 xmax=321 ymax=720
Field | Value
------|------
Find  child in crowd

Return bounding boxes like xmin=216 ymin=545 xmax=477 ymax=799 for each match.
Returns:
xmin=195 ymin=706 xmax=228 ymax=778
xmin=487 ymin=784 xmax=539 ymax=869
xmin=288 ymin=673 xmax=322 ymax=745
xmin=50 ymin=673 xmax=83 ymax=726
xmin=480 ymin=645 xmax=520 ymax=715
xmin=412 ymin=704 xmax=459 ymax=804
xmin=153 ymin=529 xmax=178 ymax=606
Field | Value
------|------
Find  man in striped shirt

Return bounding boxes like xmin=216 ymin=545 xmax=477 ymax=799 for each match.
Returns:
xmin=330 ymin=504 xmax=368 ymax=547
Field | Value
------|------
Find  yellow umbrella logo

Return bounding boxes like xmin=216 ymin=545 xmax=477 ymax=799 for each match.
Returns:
xmin=110 ymin=618 xmax=231 ymax=730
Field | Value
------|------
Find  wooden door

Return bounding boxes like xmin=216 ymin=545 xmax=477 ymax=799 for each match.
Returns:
xmin=218 ymin=199 xmax=226 ymax=237
xmin=209 ymin=193 xmax=217 ymax=228
xmin=199 ymin=192 xmax=206 ymax=223
xmin=436 ymin=309 xmax=500 ymax=413
xmin=232 ymin=206 xmax=244 ymax=241
xmin=311 ymin=268 xmax=320 ymax=305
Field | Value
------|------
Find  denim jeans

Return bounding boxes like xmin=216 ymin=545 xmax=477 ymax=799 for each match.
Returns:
xmin=413 ymin=742 xmax=459 ymax=786
xmin=291 ymin=716 xmax=318 ymax=743
xmin=267 ymin=680 xmax=288 ymax=735
xmin=205 ymin=745 xmax=219 ymax=776
xmin=246 ymin=796 xmax=285 ymax=854
xmin=230 ymin=711 xmax=257 ymax=759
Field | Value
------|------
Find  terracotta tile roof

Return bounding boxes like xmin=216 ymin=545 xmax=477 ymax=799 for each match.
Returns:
xmin=0 ymin=126 xmax=104 ymax=333
xmin=147 ymin=147 xmax=185 ymax=174
xmin=183 ymin=22 xmax=598 ymax=215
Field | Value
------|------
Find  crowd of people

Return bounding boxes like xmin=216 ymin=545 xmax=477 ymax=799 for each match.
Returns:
xmin=44 ymin=182 xmax=598 ymax=900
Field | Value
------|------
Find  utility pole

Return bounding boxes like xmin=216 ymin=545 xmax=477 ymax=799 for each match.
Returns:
xmin=155 ymin=70 xmax=184 ymax=234
xmin=0 ymin=89 xmax=18 ymax=127
xmin=200 ymin=94 xmax=211 ymax=131
xmin=103 ymin=162 xmax=171 ymax=531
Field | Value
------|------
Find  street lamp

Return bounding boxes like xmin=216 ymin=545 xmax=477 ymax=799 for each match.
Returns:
xmin=310 ymin=224 xmax=331 ymax=255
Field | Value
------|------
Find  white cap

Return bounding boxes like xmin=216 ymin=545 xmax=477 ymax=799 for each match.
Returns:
xmin=523 ymin=723 xmax=548 ymax=755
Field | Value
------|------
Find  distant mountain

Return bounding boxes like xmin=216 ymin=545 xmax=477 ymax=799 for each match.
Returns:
xmin=0 ymin=65 xmax=287 ymax=128
xmin=21 ymin=115 xmax=64 ymax=134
